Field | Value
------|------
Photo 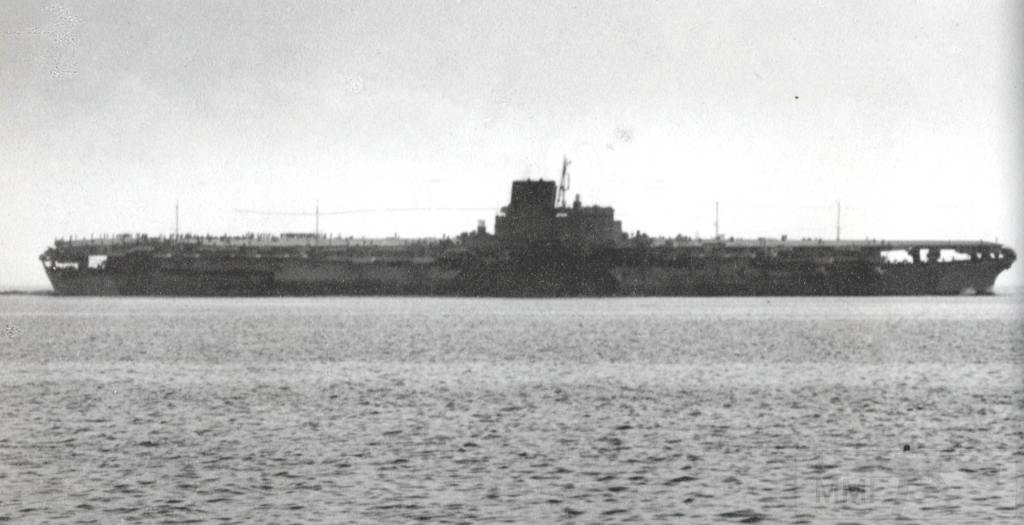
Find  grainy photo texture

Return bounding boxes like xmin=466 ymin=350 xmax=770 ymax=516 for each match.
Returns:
xmin=1 ymin=1 xmax=1021 ymax=522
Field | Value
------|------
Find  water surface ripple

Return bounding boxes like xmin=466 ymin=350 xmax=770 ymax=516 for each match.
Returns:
xmin=1 ymin=296 xmax=1021 ymax=523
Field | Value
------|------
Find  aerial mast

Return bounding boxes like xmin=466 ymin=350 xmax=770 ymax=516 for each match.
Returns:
xmin=715 ymin=201 xmax=719 ymax=239
xmin=835 ymin=201 xmax=841 ymax=241
xmin=175 ymin=200 xmax=179 ymax=240
xmin=556 ymin=156 xmax=571 ymax=208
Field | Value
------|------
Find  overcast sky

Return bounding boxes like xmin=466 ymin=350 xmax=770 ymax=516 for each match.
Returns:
xmin=2 ymin=0 xmax=1021 ymax=288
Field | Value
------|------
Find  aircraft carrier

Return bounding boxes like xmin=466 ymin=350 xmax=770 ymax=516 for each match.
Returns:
xmin=40 ymin=167 xmax=1016 ymax=296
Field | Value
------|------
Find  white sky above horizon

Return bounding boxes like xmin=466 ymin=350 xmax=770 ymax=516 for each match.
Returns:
xmin=2 ymin=0 xmax=1021 ymax=287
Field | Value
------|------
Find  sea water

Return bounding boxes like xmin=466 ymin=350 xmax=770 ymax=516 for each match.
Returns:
xmin=0 ymin=295 xmax=1021 ymax=523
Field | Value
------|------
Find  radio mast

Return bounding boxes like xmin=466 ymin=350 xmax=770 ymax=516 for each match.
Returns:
xmin=715 ymin=201 xmax=719 ymax=239
xmin=556 ymin=156 xmax=571 ymax=208
xmin=835 ymin=201 xmax=841 ymax=241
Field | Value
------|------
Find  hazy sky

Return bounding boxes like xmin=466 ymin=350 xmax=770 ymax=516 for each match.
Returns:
xmin=2 ymin=0 xmax=1021 ymax=287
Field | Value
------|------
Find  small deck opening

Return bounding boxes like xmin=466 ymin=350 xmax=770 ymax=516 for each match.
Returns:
xmin=882 ymin=248 xmax=971 ymax=264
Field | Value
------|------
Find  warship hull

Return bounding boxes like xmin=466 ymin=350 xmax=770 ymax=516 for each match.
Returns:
xmin=40 ymin=177 xmax=1015 ymax=296
xmin=42 ymin=252 xmax=1012 ymax=297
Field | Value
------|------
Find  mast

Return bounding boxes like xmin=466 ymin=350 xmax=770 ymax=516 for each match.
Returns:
xmin=556 ymin=156 xmax=571 ymax=208
xmin=835 ymin=201 xmax=841 ymax=241
xmin=175 ymin=200 xmax=179 ymax=239
xmin=715 ymin=201 xmax=719 ymax=239
xmin=315 ymin=200 xmax=320 ymax=245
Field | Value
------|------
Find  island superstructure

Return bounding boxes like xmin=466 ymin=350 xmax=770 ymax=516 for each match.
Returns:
xmin=40 ymin=168 xmax=1016 ymax=296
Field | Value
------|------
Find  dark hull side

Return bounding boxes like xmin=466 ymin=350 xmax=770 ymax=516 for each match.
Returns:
xmin=44 ymin=257 xmax=1011 ymax=297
